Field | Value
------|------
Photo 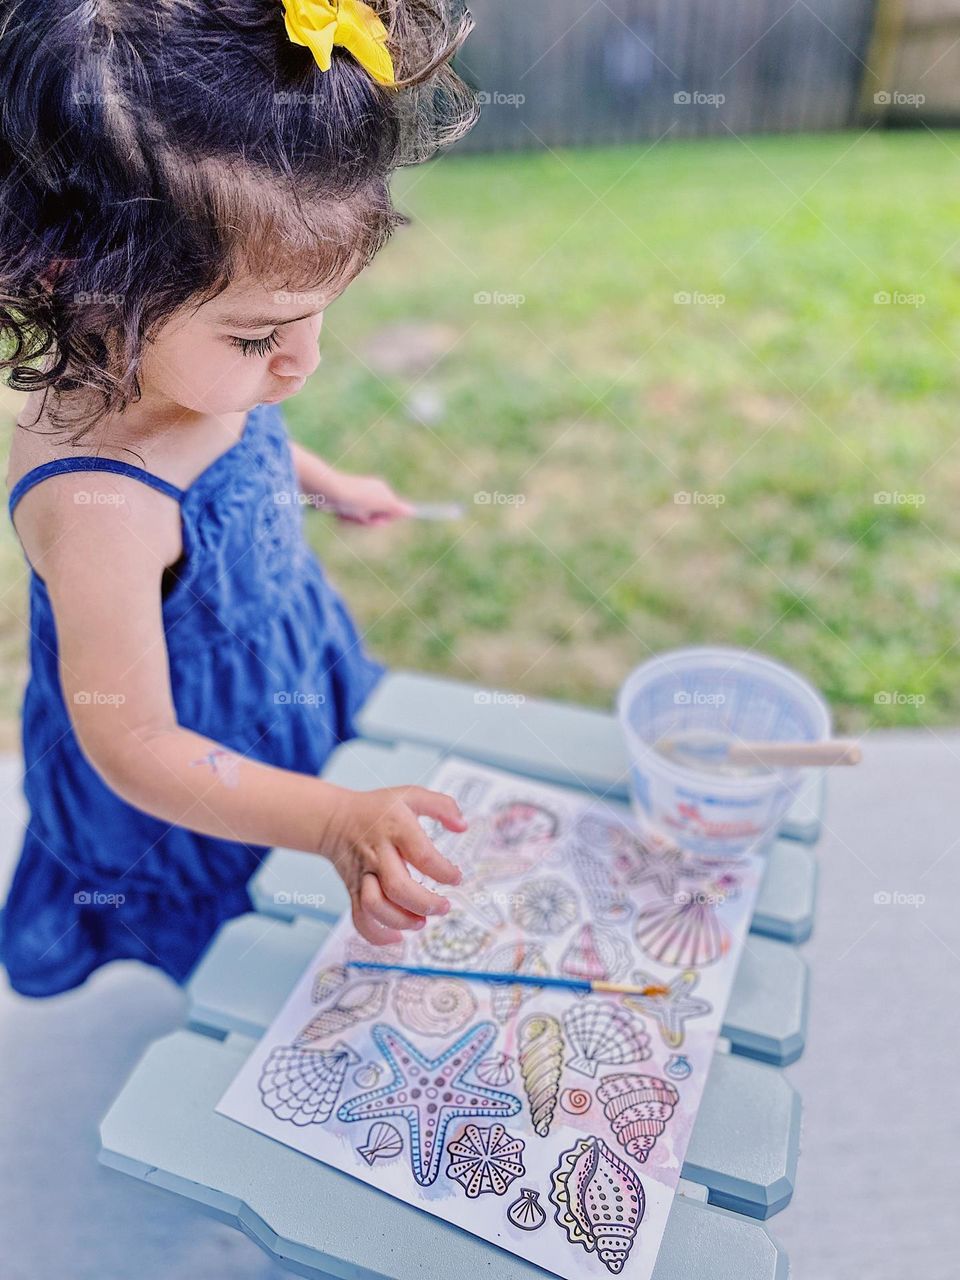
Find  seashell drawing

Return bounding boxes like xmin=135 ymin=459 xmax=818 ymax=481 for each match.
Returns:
xmin=569 ymin=841 xmax=632 ymax=924
xmin=295 ymin=980 xmax=388 ymax=1043
xmin=507 ymin=1187 xmax=547 ymax=1232
xmin=485 ymin=941 xmax=550 ymax=1023
xmin=560 ymin=1087 xmax=592 ymax=1116
xmin=560 ymin=924 xmax=630 ymax=982
xmin=346 ymin=936 xmax=405 ymax=967
xmin=632 ymin=891 xmax=729 ymax=968
xmin=475 ymin=1053 xmax=515 ymax=1087
xmin=550 ymin=1135 xmax=645 ymax=1274
xmin=510 ymin=876 xmax=579 ymax=935
xmin=518 ymin=1013 xmax=564 ymax=1137
xmin=596 ymin=1073 xmax=680 ymax=1162
xmin=357 ymin=1120 xmax=403 ymax=1165
xmin=472 ymin=801 xmax=561 ymax=882
xmin=311 ymin=963 xmax=348 ymax=1005
xmin=420 ymin=911 xmax=491 ymax=965
xmin=563 ymin=1001 xmax=651 ymax=1079
xmin=259 ymin=1040 xmax=359 ymax=1126
xmin=392 ymin=976 xmax=477 ymax=1038
xmin=665 ymin=1054 xmax=692 ymax=1081
xmin=353 ymin=1062 xmax=383 ymax=1089
xmin=446 ymin=1122 xmax=526 ymax=1198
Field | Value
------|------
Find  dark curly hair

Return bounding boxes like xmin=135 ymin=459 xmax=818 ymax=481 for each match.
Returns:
xmin=0 ymin=0 xmax=479 ymax=442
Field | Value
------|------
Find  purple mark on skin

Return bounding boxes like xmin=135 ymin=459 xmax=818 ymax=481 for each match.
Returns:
xmin=190 ymin=748 xmax=241 ymax=789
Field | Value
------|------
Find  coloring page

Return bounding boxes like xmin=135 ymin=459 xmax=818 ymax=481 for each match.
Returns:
xmin=217 ymin=756 xmax=767 ymax=1279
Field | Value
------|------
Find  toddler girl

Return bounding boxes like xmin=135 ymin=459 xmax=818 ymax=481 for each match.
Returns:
xmin=0 ymin=0 xmax=479 ymax=996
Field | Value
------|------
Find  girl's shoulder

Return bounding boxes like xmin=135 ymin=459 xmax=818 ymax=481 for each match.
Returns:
xmin=7 ymin=408 xmax=185 ymax=585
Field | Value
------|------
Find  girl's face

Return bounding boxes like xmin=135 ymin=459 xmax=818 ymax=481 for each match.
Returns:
xmin=139 ymin=278 xmax=331 ymax=417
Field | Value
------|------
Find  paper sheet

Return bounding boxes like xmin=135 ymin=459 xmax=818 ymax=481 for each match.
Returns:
xmin=216 ymin=756 xmax=767 ymax=1279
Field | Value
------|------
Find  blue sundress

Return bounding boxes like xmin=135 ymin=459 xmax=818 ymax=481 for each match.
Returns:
xmin=1 ymin=402 xmax=387 ymax=996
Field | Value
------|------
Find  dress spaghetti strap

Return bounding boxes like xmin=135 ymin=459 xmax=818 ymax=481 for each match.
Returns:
xmin=8 ymin=455 xmax=185 ymax=518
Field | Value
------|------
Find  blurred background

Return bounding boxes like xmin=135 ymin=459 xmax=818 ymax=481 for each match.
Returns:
xmin=3 ymin=0 xmax=960 ymax=743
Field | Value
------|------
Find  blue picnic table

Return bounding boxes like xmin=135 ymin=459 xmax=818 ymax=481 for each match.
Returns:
xmin=99 ymin=671 xmax=823 ymax=1280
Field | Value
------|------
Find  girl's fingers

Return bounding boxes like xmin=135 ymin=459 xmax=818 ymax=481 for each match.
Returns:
xmin=360 ymin=871 xmax=426 ymax=931
xmin=351 ymin=897 xmax=403 ymax=947
xmin=404 ymin=786 xmax=469 ymax=834
xmin=396 ymin=815 xmax=463 ymax=887
xmin=377 ymin=846 xmax=452 ymax=917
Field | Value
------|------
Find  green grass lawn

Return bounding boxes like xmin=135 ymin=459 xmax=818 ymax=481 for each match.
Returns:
xmin=4 ymin=129 xmax=960 ymax=737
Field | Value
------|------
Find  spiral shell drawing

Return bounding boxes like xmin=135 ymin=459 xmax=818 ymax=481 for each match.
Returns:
xmin=446 ymin=1122 xmax=526 ymax=1198
xmin=475 ymin=1053 xmax=515 ymax=1087
xmin=259 ymin=1041 xmax=360 ymax=1126
xmin=560 ymin=1087 xmax=592 ymax=1116
xmin=295 ymin=980 xmax=388 ymax=1043
xmin=562 ymin=1001 xmax=651 ymax=1079
xmin=518 ymin=1013 xmax=564 ymax=1138
xmin=596 ymin=1073 xmax=680 ymax=1162
xmin=549 ymin=1135 xmax=645 ymax=1274
xmin=632 ymin=892 xmax=729 ymax=968
xmin=560 ymin=924 xmax=630 ymax=982
xmin=507 ymin=1187 xmax=547 ymax=1232
xmin=357 ymin=1121 xmax=403 ymax=1165
xmin=485 ymin=941 xmax=550 ymax=1024
xmin=392 ymin=976 xmax=477 ymax=1038
xmin=510 ymin=876 xmax=579 ymax=935
xmin=420 ymin=911 xmax=491 ymax=965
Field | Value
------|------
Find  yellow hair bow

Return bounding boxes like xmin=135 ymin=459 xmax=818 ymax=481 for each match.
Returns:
xmin=281 ymin=0 xmax=395 ymax=86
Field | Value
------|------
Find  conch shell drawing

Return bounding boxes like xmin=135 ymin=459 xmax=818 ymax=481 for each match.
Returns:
xmin=549 ymin=1135 xmax=645 ymax=1274
xmin=595 ymin=1072 xmax=679 ymax=1162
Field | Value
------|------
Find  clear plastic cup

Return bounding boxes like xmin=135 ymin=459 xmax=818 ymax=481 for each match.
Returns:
xmin=617 ymin=646 xmax=831 ymax=858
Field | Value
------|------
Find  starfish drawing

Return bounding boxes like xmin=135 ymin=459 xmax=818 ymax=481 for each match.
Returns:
xmin=337 ymin=1022 xmax=521 ymax=1186
xmin=621 ymin=969 xmax=712 ymax=1048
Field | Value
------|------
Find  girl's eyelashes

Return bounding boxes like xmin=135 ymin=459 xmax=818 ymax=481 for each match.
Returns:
xmin=229 ymin=329 xmax=281 ymax=358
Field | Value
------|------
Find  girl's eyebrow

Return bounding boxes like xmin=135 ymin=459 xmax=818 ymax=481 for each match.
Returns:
xmin=219 ymin=308 xmax=322 ymax=328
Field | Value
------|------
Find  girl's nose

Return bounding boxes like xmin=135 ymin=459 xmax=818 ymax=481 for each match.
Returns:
xmin=270 ymin=319 xmax=323 ymax=380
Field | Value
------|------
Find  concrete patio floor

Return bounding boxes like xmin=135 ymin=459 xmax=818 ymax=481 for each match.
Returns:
xmin=0 ymin=732 xmax=954 ymax=1279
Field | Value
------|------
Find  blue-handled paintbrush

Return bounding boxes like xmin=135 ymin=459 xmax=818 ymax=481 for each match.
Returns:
xmin=347 ymin=959 xmax=669 ymax=998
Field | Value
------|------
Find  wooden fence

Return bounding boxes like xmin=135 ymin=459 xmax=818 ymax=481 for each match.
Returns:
xmin=452 ymin=0 xmax=878 ymax=151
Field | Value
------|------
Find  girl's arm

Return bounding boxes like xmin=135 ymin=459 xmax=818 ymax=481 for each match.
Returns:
xmin=289 ymin=440 xmax=414 ymax=525
xmin=13 ymin=471 xmax=462 ymax=942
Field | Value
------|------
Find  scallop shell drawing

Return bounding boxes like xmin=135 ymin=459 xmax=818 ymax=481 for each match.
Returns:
xmin=485 ymin=941 xmax=550 ymax=1023
xmin=420 ymin=911 xmax=491 ymax=965
xmin=563 ymin=1001 xmax=651 ymax=1079
xmin=518 ymin=1014 xmax=564 ymax=1137
xmin=665 ymin=1054 xmax=692 ymax=1081
xmin=507 ymin=1187 xmax=547 ymax=1231
xmin=357 ymin=1121 xmax=403 ymax=1165
xmin=392 ymin=976 xmax=477 ymax=1038
xmin=446 ymin=1122 xmax=526 ymax=1198
xmin=510 ymin=876 xmax=579 ymax=935
xmin=295 ymin=980 xmax=388 ymax=1043
xmin=259 ymin=1040 xmax=359 ymax=1126
xmin=475 ymin=1053 xmax=515 ymax=1087
xmin=550 ymin=1135 xmax=645 ymax=1274
xmin=596 ymin=1072 xmax=680 ymax=1162
xmin=632 ymin=891 xmax=729 ymax=968
xmin=560 ymin=924 xmax=630 ymax=982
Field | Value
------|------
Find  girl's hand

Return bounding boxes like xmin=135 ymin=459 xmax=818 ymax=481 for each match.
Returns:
xmin=321 ymin=469 xmax=416 ymax=526
xmin=321 ymin=785 xmax=468 ymax=946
